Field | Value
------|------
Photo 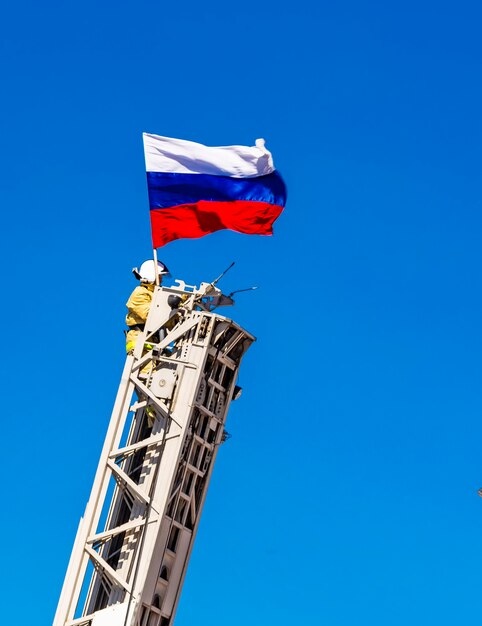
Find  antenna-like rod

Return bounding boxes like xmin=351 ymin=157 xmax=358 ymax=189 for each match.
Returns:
xmin=211 ymin=261 xmax=235 ymax=288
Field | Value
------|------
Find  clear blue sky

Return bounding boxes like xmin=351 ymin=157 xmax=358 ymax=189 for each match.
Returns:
xmin=2 ymin=1 xmax=482 ymax=624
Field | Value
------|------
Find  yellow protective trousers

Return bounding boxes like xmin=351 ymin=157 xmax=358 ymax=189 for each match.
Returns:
xmin=125 ymin=328 xmax=141 ymax=354
xmin=125 ymin=329 xmax=155 ymax=354
xmin=125 ymin=328 xmax=155 ymax=379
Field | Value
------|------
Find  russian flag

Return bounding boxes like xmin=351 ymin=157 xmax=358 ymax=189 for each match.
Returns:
xmin=143 ymin=133 xmax=287 ymax=248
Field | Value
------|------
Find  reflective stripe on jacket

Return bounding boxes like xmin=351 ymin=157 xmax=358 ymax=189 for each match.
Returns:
xmin=125 ymin=328 xmax=154 ymax=354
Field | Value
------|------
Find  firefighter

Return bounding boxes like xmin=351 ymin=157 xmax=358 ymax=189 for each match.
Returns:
xmin=125 ymin=259 xmax=170 ymax=355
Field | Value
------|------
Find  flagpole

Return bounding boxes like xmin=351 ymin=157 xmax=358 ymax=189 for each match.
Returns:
xmin=153 ymin=247 xmax=160 ymax=286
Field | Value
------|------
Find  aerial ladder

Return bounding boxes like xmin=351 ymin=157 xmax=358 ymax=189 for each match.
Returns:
xmin=54 ymin=274 xmax=254 ymax=626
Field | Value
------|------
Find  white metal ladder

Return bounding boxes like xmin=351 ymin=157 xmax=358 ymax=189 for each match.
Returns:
xmin=54 ymin=280 xmax=254 ymax=626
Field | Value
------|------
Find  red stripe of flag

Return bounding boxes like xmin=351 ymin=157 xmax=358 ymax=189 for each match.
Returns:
xmin=150 ymin=200 xmax=284 ymax=247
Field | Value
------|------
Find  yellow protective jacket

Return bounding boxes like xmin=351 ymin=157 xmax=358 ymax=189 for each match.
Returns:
xmin=125 ymin=283 xmax=155 ymax=327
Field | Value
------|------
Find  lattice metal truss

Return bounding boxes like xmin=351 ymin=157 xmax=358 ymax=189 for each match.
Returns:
xmin=54 ymin=279 xmax=254 ymax=626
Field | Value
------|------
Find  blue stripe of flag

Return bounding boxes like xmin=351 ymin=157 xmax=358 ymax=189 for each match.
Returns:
xmin=146 ymin=171 xmax=287 ymax=210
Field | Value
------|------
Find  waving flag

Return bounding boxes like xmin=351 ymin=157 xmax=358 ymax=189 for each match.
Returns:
xmin=143 ymin=133 xmax=287 ymax=247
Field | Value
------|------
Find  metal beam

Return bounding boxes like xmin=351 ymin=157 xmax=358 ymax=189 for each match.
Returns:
xmin=84 ymin=545 xmax=131 ymax=593
xmin=106 ymin=459 xmax=150 ymax=505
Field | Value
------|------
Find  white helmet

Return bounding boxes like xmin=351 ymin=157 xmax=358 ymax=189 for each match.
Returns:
xmin=132 ymin=260 xmax=170 ymax=283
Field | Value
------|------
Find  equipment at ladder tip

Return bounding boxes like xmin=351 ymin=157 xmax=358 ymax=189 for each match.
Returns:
xmin=54 ymin=134 xmax=286 ymax=626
